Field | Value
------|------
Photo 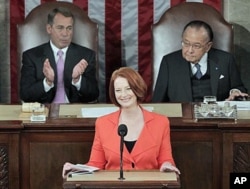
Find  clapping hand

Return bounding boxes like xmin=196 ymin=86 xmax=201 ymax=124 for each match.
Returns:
xmin=72 ymin=59 xmax=88 ymax=83
xmin=43 ymin=58 xmax=54 ymax=86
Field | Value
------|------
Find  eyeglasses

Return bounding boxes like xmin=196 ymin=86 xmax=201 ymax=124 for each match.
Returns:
xmin=181 ymin=41 xmax=209 ymax=50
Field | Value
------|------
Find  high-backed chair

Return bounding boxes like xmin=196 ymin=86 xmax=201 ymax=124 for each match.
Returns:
xmin=17 ymin=1 xmax=98 ymax=101
xmin=152 ymin=2 xmax=233 ymax=90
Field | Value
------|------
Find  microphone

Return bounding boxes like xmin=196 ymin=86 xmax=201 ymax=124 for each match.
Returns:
xmin=118 ymin=124 xmax=128 ymax=137
xmin=118 ymin=124 xmax=127 ymax=180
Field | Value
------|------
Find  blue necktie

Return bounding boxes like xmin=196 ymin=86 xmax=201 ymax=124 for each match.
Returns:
xmin=195 ymin=64 xmax=202 ymax=79
xmin=53 ymin=50 xmax=65 ymax=103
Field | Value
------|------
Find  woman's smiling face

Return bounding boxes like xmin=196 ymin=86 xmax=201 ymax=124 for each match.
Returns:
xmin=114 ymin=76 xmax=137 ymax=108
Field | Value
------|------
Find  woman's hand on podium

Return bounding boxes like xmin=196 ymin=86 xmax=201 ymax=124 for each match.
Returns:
xmin=160 ymin=162 xmax=181 ymax=175
xmin=62 ymin=162 xmax=74 ymax=179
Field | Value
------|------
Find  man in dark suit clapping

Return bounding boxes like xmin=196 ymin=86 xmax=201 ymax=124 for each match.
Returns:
xmin=20 ymin=7 xmax=99 ymax=103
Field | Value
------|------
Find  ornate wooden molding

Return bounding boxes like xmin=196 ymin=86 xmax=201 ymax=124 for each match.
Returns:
xmin=233 ymin=143 xmax=250 ymax=172
xmin=0 ymin=145 xmax=8 ymax=188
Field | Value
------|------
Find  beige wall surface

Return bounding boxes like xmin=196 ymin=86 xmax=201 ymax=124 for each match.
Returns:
xmin=0 ymin=1 xmax=250 ymax=103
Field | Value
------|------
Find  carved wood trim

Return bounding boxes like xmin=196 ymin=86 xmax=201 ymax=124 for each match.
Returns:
xmin=0 ymin=145 xmax=8 ymax=188
xmin=233 ymin=143 xmax=250 ymax=172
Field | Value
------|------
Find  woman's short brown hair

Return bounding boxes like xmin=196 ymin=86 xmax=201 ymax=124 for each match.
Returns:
xmin=109 ymin=67 xmax=147 ymax=107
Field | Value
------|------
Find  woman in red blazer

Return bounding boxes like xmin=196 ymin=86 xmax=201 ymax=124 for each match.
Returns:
xmin=62 ymin=67 xmax=180 ymax=177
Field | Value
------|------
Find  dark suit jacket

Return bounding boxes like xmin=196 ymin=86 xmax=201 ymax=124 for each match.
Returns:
xmin=20 ymin=42 xmax=99 ymax=103
xmin=152 ymin=48 xmax=247 ymax=102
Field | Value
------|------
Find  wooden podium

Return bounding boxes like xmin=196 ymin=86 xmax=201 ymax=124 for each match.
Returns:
xmin=63 ymin=170 xmax=180 ymax=188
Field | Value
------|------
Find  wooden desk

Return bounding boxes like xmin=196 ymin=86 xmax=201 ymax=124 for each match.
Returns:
xmin=1 ymin=103 xmax=250 ymax=189
xmin=0 ymin=121 xmax=22 ymax=189
xmin=63 ymin=171 xmax=180 ymax=189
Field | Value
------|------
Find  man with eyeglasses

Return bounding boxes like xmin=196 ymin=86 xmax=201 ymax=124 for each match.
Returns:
xmin=152 ymin=20 xmax=248 ymax=102
xmin=20 ymin=7 xmax=99 ymax=103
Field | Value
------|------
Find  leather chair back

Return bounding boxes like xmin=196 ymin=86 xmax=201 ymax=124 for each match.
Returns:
xmin=152 ymin=2 xmax=233 ymax=90
xmin=18 ymin=1 xmax=98 ymax=53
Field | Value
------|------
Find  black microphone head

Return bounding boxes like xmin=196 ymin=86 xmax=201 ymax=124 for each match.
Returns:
xmin=118 ymin=124 xmax=128 ymax=137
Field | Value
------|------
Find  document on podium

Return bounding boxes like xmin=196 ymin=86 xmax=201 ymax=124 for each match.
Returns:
xmin=65 ymin=164 xmax=99 ymax=177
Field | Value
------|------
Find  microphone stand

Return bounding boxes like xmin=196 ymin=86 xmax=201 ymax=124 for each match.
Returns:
xmin=117 ymin=124 xmax=127 ymax=180
xmin=118 ymin=134 xmax=125 ymax=180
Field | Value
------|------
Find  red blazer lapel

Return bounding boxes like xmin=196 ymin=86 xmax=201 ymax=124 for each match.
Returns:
xmin=130 ymin=109 xmax=156 ymax=158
